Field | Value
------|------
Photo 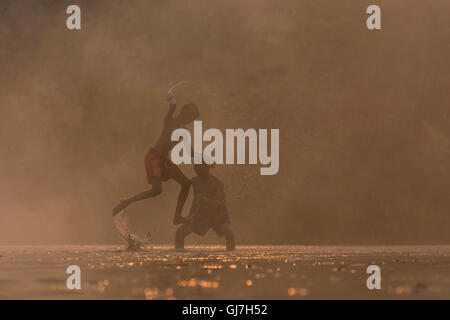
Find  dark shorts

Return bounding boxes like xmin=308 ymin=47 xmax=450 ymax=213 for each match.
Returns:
xmin=188 ymin=207 xmax=231 ymax=236
xmin=144 ymin=147 xmax=182 ymax=184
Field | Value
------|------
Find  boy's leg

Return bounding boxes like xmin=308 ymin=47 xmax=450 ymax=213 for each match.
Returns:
xmin=171 ymin=170 xmax=191 ymax=225
xmin=112 ymin=149 xmax=164 ymax=216
xmin=175 ymin=224 xmax=193 ymax=250
xmin=112 ymin=177 xmax=162 ymax=216
xmin=217 ymin=223 xmax=235 ymax=251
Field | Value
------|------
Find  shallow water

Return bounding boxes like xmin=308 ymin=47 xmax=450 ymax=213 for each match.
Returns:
xmin=0 ymin=245 xmax=449 ymax=299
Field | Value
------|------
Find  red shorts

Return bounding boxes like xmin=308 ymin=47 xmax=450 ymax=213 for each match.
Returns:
xmin=144 ymin=148 xmax=181 ymax=184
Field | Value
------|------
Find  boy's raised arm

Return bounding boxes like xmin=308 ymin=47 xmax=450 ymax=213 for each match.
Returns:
xmin=165 ymin=91 xmax=177 ymax=121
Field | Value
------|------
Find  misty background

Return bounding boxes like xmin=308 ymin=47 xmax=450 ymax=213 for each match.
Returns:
xmin=0 ymin=0 xmax=449 ymax=245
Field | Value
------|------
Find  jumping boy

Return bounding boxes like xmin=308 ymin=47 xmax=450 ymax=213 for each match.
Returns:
xmin=175 ymin=163 xmax=235 ymax=251
xmin=112 ymin=92 xmax=198 ymax=225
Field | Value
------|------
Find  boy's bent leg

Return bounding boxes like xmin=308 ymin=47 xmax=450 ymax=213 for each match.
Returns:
xmin=112 ymin=177 xmax=162 ymax=216
xmin=175 ymin=224 xmax=192 ymax=250
xmin=218 ymin=223 xmax=235 ymax=251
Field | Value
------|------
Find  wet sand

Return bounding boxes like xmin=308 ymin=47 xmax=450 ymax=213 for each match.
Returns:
xmin=0 ymin=245 xmax=449 ymax=299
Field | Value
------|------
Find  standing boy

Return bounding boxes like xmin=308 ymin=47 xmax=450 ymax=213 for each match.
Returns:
xmin=175 ymin=163 xmax=235 ymax=251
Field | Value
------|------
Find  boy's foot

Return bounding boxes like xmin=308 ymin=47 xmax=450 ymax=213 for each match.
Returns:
xmin=226 ymin=241 xmax=236 ymax=251
xmin=112 ymin=199 xmax=129 ymax=217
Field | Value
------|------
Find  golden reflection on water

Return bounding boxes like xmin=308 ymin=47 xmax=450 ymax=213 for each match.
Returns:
xmin=6 ymin=245 xmax=450 ymax=299
xmin=96 ymin=280 xmax=110 ymax=293
xmin=201 ymin=264 xmax=223 ymax=270
xmin=394 ymin=286 xmax=412 ymax=295
xmin=165 ymin=288 xmax=174 ymax=296
xmin=144 ymin=287 xmax=159 ymax=300
xmin=177 ymin=278 xmax=219 ymax=289
xmin=288 ymin=287 xmax=309 ymax=297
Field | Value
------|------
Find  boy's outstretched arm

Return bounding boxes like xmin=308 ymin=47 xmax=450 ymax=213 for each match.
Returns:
xmin=112 ymin=177 xmax=162 ymax=216
xmin=165 ymin=91 xmax=177 ymax=120
xmin=173 ymin=176 xmax=191 ymax=225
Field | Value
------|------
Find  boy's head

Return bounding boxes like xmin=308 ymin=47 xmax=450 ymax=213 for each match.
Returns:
xmin=194 ymin=163 xmax=213 ymax=176
xmin=177 ymin=103 xmax=199 ymax=125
